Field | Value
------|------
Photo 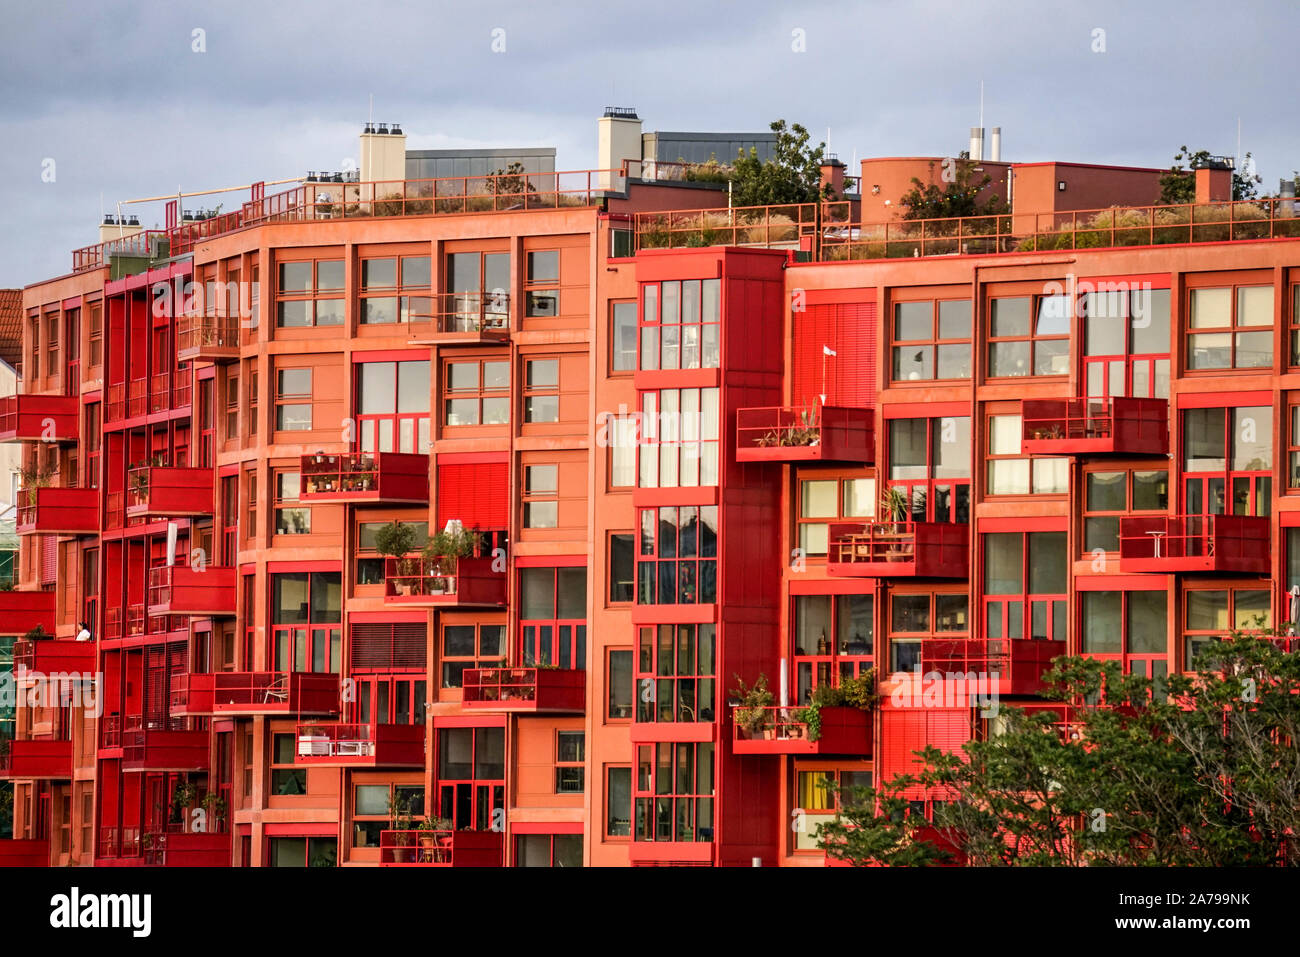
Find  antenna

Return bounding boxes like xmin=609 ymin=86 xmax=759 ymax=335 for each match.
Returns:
xmin=1236 ymin=116 xmax=1242 ymax=170
xmin=979 ymin=80 xmax=984 ymax=131
xmin=369 ymin=93 xmax=374 ymax=125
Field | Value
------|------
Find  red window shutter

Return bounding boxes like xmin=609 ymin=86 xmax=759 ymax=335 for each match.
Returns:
xmin=39 ymin=536 xmax=57 ymax=586
xmin=350 ymin=621 xmax=427 ymax=671
xmin=437 ymin=462 xmax=508 ymax=530
xmin=791 ymin=301 xmax=877 ymax=410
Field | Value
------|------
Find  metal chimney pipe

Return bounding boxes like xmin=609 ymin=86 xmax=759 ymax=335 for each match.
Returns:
xmin=1281 ymin=177 xmax=1295 ymax=216
xmin=969 ymin=127 xmax=984 ymax=162
xmin=990 ymin=127 xmax=1002 ymax=162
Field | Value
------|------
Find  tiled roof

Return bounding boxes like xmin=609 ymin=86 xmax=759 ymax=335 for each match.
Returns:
xmin=0 ymin=289 xmax=21 ymax=370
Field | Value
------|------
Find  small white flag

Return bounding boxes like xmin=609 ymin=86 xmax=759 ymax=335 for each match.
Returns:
xmin=823 ymin=345 xmax=837 ymax=357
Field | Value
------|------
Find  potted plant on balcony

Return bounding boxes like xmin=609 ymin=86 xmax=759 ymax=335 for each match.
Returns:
xmin=879 ymin=486 xmax=910 ymax=561
xmin=422 ymin=525 xmax=480 ymax=594
xmin=731 ymin=673 xmax=774 ymax=740
xmin=18 ymin=462 xmax=57 ymax=508
xmin=375 ymin=521 xmax=419 ymax=596
xmin=794 ymin=671 xmax=877 ymax=742
xmin=200 ymin=792 xmax=227 ymax=831
xmin=417 ymin=816 xmax=453 ymax=863
xmin=387 ymin=793 xmax=416 ymax=863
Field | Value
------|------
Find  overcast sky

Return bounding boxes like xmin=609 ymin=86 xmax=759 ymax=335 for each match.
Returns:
xmin=1 ymin=0 xmax=1293 ymax=287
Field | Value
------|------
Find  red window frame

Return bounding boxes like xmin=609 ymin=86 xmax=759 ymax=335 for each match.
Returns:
xmin=634 ymin=624 xmax=716 ymax=724
xmin=1080 ymin=589 xmax=1169 ymax=679
xmin=636 ymin=506 xmax=718 ymax=605
xmin=982 ymin=531 xmax=1067 ymax=643
xmin=889 ymin=296 xmax=972 ymax=382
xmin=1080 ymin=467 xmax=1170 ymax=555
xmin=1186 ymin=283 xmax=1274 ymax=372
xmin=986 ymin=293 xmax=1070 ymax=378
xmin=518 ymin=565 xmax=586 ymax=669
xmin=443 ymin=357 xmax=509 ymax=427
xmin=791 ymin=593 xmax=874 ymax=705
xmin=354 ymin=358 xmax=431 ymax=454
xmin=358 ymin=254 xmax=432 ymax=325
xmin=1182 ymin=585 xmax=1270 ymax=669
xmin=1181 ymin=404 xmax=1272 ymax=516
xmin=885 ymin=415 xmax=971 ymax=522
xmin=637 ymin=279 xmax=721 ymax=371
xmin=349 ymin=674 xmax=427 ymax=725
xmin=435 ymin=725 xmax=505 ymax=831
xmin=275 ymin=257 xmax=344 ymax=328
xmin=1080 ymin=285 xmax=1171 ymax=398
xmin=637 ymin=387 xmax=720 ymax=488
xmin=887 ymin=589 xmax=970 ymax=672
xmin=634 ymin=742 xmax=714 ymax=844
xmin=439 ymin=621 xmax=505 ymax=688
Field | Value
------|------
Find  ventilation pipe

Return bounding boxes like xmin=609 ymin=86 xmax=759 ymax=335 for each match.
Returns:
xmin=989 ymin=127 xmax=1002 ymax=162
xmin=969 ymin=127 xmax=984 ymax=162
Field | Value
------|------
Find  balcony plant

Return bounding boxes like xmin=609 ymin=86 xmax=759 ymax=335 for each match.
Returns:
xmin=731 ymin=673 xmax=774 ymax=739
xmin=795 ymin=670 xmax=877 ymax=742
xmin=879 ymin=486 xmax=910 ymax=561
xmin=375 ymin=521 xmax=420 ymax=596
xmin=422 ymin=526 xmax=480 ymax=583
xmin=18 ymin=462 xmax=57 ymax=507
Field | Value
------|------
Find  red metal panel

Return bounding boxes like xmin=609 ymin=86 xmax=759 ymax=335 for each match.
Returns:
xmin=461 ymin=667 xmax=585 ymax=713
xmin=791 ymin=299 xmax=877 ymax=410
xmin=437 ymin=462 xmax=507 ymax=529
xmin=350 ymin=621 xmax=427 ymax=670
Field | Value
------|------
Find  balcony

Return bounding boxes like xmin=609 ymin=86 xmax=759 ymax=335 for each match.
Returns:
xmin=142 ymin=830 xmax=232 ymax=867
xmin=126 ymin=466 xmax=214 ymax=518
xmin=378 ymin=829 xmax=503 ymax=866
xmin=177 ymin=315 xmax=240 ymax=362
xmin=147 ymin=564 xmax=237 ymax=617
xmin=294 ymin=723 xmax=425 ymax=767
xmin=0 ymin=394 xmax=79 ymax=443
xmin=919 ymin=638 xmax=1067 ymax=697
xmin=731 ymin=705 xmax=871 ymax=756
xmin=827 ymin=521 xmax=969 ymax=578
xmin=12 ymin=638 xmax=95 ymax=674
xmin=462 ymin=667 xmax=585 ymax=713
xmin=0 ymin=839 xmax=49 ymax=866
xmin=299 ymin=451 xmax=429 ymax=503
xmin=1020 ymin=397 xmax=1168 ymax=456
xmin=16 ymin=487 xmax=99 ymax=536
xmin=104 ymin=605 xmax=147 ymax=641
xmin=0 ymin=589 xmax=56 ymax=636
xmin=383 ymin=556 xmax=506 ymax=607
xmin=170 ymin=672 xmax=339 ymax=717
xmin=735 ymin=406 xmax=873 ymax=464
xmin=1118 ymin=515 xmax=1270 ymax=574
xmin=413 ymin=292 xmax=511 ymax=345
xmin=0 ymin=738 xmax=73 ymax=779
xmin=120 ymin=720 xmax=209 ymax=772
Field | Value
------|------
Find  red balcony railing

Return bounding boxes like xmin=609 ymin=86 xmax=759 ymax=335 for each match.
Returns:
xmin=120 ymin=717 xmax=209 ymax=772
xmin=71 ymin=228 xmax=168 ymax=272
xmin=12 ymin=638 xmax=95 ymax=674
xmin=1118 ymin=514 xmax=1270 ymax=574
xmin=735 ymin=405 xmax=873 ymax=464
xmin=299 ymin=451 xmax=429 ymax=503
xmin=128 ymin=377 xmax=148 ymax=418
xmin=96 ymin=826 xmax=143 ymax=861
xmin=383 ymin=556 xmax=506 ymax=607
xmin=731 ymin=705 xmax=871 ymax=756
xmin=100 ymin=714 xmax=122 ymax=749
xmin=149 ymin=372 xmax=170 ymax=413
xmin=294 ymin=722 xmax=425 ymax=767
xmin=0 ymin=589 xmax=56 ymax=636
xmin=148 ymin=564 xmax=237 ymax=617
xmin=177 ymin=314 xmax=240 ymax=362
xmin=635 ymin=202 xmax=849 ymax=251
xmin=127 ymin=466 xmax=214 ymax=518
xmin=827 ymin=521 xmax=969 ymax=578
xmin=0 ymin=394 xmax=79 ymax=443
xmin=171 ymin=672 xmax=339 ymax=717
xmin=378 ymin=829 xmax=503 ymax=866
xmin=919 ymin=638 xmax=1067 ymax=696
xmin=141 ymin=829 xmax=232 ymax=867
xmin=1020 ymin=397 xmax=1168 ymax=456
xmin=16 ymin=487 xmax=98 ymax=536
xmin=462 ymin=667 xmax=586 ymax=713
xmin=0 ymin=738 xmax=74 ymax=779
xmin=0 ymin=838 xmax=50 ymax=866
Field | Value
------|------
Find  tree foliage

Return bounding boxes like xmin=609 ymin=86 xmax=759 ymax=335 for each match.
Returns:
xmin=820 ymin=633 xmax=1300 ymax=866
xmin=1158 ymin=145 xmax=1263 ymax=204
xmin=729 ymin=120 xmax=838 ymax=206
xmin=897 ymin=160 xmax=1008 ymax=221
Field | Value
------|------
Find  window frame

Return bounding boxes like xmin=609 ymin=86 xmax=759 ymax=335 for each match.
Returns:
xmin=986 ymin=293 xmax=1071 ymax=379
xmin=1186 ymin=283 xmax=1274 ymax=372
xmin=889 ymin=296 xmax=972 ymax=382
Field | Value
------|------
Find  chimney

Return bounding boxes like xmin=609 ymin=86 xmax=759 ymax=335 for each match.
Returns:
xmin=989 ymin=127 xmax=1002 ymax=163
xmin=359 ymin=121 xmax=407 ymax=185
xmin=598 ymin=107 xmax=642 ymax=191
xmin=820 ymin=155 xmax=846 ymax=196
xmin=1281 ymin=177 xmax=1295 ymax=216
xmin=1195 ymin=165 xmax=1233 ymax=204
xmin=969 ymin=127 xmax=984 ymax=162
xmin=99 ymin=214 xmax=143 ymax=245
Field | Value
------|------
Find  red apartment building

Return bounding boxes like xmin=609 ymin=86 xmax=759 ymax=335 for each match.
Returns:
xmin=0 ymin=115 xmax=1294 ymax=866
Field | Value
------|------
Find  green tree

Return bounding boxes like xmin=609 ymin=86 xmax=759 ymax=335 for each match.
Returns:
xmin=897 ymin=160 xmax=1008 ymax=220
xmin=1159 ymin=146 xmax=1263 ymax=204
xmin=730 ymin=120 xmax=838 ymax=206
xmin=820 ymin=634 xmax=1300 ymax=866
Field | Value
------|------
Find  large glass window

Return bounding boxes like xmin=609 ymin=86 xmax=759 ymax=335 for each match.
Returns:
xmin=798 ymin=474 xmax=875 ymax=555
xmin=1187 ymin=285 xmax=1273 ymax=370
xmin=987 ymin=294 xmax=1070 ymax=377
xmin=1183 ymin=587 xmax=1270 ymax=666
xmin=792 ymin=594 xmax=873 ymax=704
xmin=356 ymin=360 xmax=430 ymax=453
xmin=637 ymin=506 xmax=718 ymax=604
xmin=359 ymin=255 xmax=431 ymax=325
xmin=639 ymin=280 xmax=721 ymax=371
xmin=982 ymin=532 xmax=1067 ymax=642
xmin=634 ymin=742 xmax=714 ymax=843
xmin=276 ymin=258 xmax=344 ymax=328
xmin=1182 ymin=406 xmax=1272 ymax=516
xmin=891 ymin=298 xmax=971 ymax=381
xmin=1083 ymin=286 xmax=1171 ymax=397
xmin=887 ymin=417 xmax=970 ymax=522
xmin=638 ymin=388 xmax=720 ymax=488
xmin=1083 ymin=469 xmax=1169 ymax=552
xmin=519 ymin=566 xmax=587 ymax=668
xmin=887 ymin=592 xmax=969 ymax=672
xmin=986 ymin=414 xmax=1067 ymax=495
xmin=436 ymin=727 xmax=505 ymax=831
xmin=635 ymin=624 xmax=716 ymax=723
xmin=441 ymin=623 xmax=505 ymax=688
xmin=444 ymin=359 xmax=509 ymax=427
xmin=1081 ymin=590 xmax=1168 ymax=681
xmin=271 ymin=572 xmax=342 ymax=673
